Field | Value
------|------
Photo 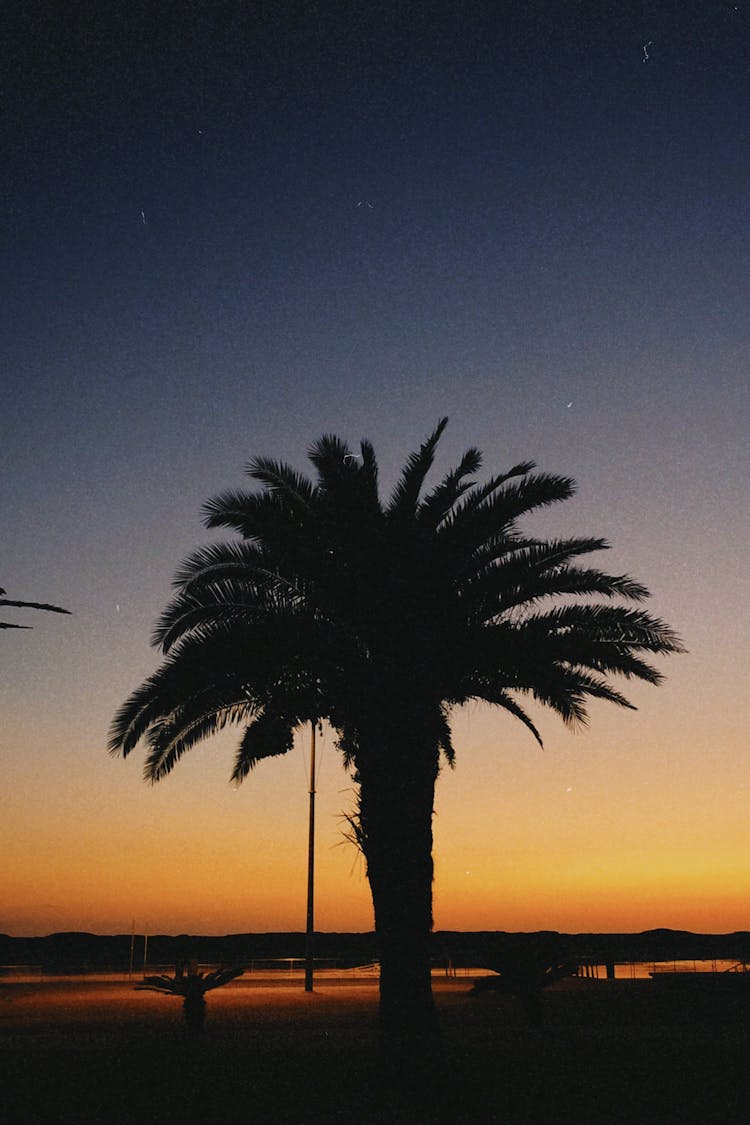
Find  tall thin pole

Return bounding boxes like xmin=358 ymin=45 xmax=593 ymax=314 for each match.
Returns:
xmin=304 ymin=721 xmax=317 ymax=992
xmin=129 ymin=919 xmax=135 ymax=979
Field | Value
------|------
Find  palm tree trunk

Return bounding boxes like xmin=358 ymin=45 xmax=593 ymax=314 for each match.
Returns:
xmin=356 ymin=737 xmax=442 ymax=1071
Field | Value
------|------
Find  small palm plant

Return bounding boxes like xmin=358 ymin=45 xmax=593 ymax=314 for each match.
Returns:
xmin=136 ymin=965 xmax=245 ymax=1032
xmin=472 ymin=934 xmax=579 ymax=1024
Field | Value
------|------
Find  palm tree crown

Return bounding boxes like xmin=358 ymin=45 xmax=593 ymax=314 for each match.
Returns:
xmin=110 ymin=417 xmax=682 ymax=781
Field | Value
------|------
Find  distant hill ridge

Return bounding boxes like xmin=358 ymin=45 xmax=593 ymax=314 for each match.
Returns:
xmin=1 ymin=930 xmax=749 ymax=971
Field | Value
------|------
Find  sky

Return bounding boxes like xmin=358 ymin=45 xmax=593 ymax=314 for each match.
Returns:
xmin=2 ymin=1 xmax=748 ymax=937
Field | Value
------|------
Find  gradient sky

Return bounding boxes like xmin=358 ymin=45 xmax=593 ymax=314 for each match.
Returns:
xmin=2 ymin=3 xmax=748 ymax=937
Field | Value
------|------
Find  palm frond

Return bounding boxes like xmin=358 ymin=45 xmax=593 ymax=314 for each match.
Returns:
xmin=172 ymin=540 xmax=269 ymax=590
xmin=468 ymin=536 xmax=611 ymax=580
xmin=202 ymin=965 xmax=246 ymax=990
xmin=463 ymin=687 xmax=545 ymax=749
xmin=307 ymin=434 xmax=354 ymax=486
xmin=447 ymin=473 xmax=577 ymax=554
xmin=458 ymin=624 xmax=640 ymax=731
xmin=109 ymin=668 xmax=176 ymax=758
xmin=110 ymin=610 xmax=327 ymax=776
xmin=526 ymin=678 xmax=590 ymax=729
xmin=136 ymin=965 xmax=245 ymax=995
xmin=439 ymin=461 xmax=537 ymax=524
xmin=560 ymin=668 xmax=637 ymax=710
xmin=151 ymin=577 xmax=306 ymax=652
xmin=109 ymin=617 xmax=294 ymax=758
xmin=459 ymin=533 xmax=537 ymax=576
xmin=231 ymin=712 xmax=297 ymax=783
xmin=416 ymin=446 xmax=482 ymax=529
xmin=0 ymin=590 xmax=70 ymax=631
xmin=513 ymin=659 xmax=643 ymax=730
xmin=571 ymin=647 xmax=662 ymax=683
xmin=143 ymin=692 xmax=257 ymax=783
xmin=522 ymin=604 xmax=685 ymax=654
xmin=202 ymin=491 xmax=322 ymax=581
xmin=387 ymin=417 xmax=449 ymax=518
xmin=358 ymin=438 xmax=380 ymax=497
xmin=152 ymin=592 xmax=248 ymax=652
xmin=458 ymin=538 xmax=610 ymax=620
xmin=245 ymin=456 xmax=316 ymax=510
xmin=475 ymin=566 xmax=651 ymax=622
xmin=201 ymin=488 xmax=261 ymax=534
xmin=436 ymin=706 xmax=456 ymax=767
xmin=335 ymin=727 xmax=359 ymax=771
xmin=341 ymin=436 xmax=383 ymax=517
xmin=0 ymin=597 xmax=70 ymax=615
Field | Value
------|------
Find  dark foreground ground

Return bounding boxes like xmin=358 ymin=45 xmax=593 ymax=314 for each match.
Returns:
xmin=2 ymin=976 xmax=748 ymax=1123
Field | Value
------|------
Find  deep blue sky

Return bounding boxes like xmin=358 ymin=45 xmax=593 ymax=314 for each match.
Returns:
xmin=2 ymin=2 xmax=749 ymax=935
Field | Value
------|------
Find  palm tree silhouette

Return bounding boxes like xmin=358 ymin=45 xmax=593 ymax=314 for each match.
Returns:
xmin=1 ymin=587 xmax=70 ymax=630
xmin=109 ymin=418 xmax=682 ymax=1067
xmin=136 ymin=965 xmax=245 ymax=1032
xmin=472 ymin=933 xmax=580 ymax=1024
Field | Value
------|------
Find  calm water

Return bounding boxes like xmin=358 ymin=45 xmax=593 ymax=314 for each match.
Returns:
xmin=3 ymin=960 xmax=747 ymax=984
xmin=584 ymin=959 xmax=746 ymax=980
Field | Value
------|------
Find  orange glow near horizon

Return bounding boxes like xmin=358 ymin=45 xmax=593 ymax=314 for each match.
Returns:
xmin=4 ymin=670 xmax=749 ymax=937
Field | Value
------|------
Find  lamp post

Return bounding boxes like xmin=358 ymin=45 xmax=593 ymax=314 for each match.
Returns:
xmin=304 ymin=721 xmax=317 ymax=992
